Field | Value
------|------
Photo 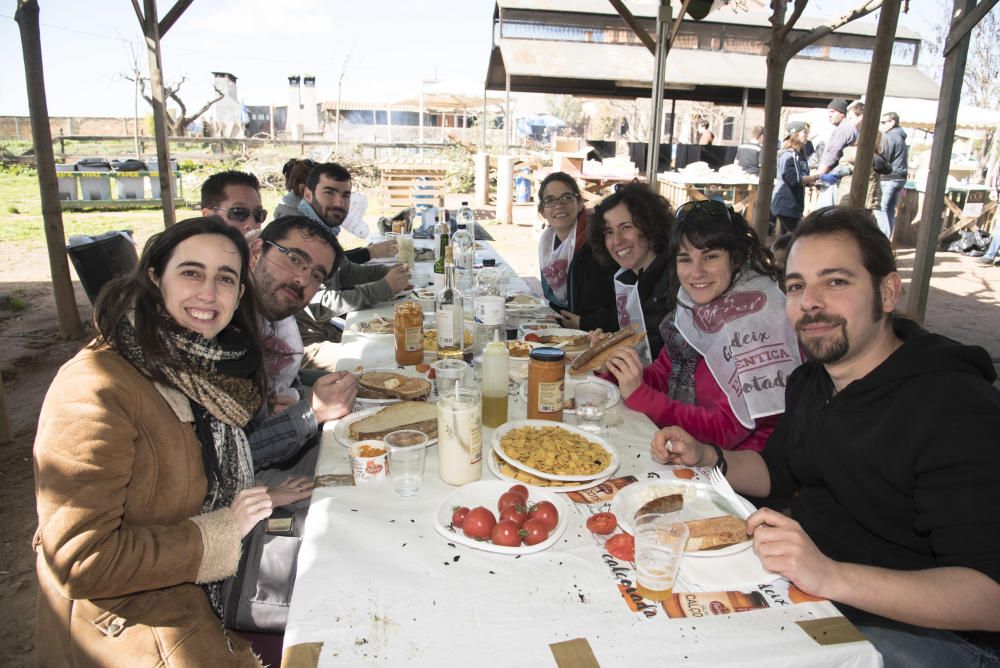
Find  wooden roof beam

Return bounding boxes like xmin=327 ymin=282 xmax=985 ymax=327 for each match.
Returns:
xmin=608 ymin=0 xmax=656 ymax=54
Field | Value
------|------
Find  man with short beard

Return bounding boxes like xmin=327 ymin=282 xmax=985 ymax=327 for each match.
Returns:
xmin=651 ymin=207 xmax=1000 ymax=666
xmin=245 ymin=215 xmax=357 ymax=478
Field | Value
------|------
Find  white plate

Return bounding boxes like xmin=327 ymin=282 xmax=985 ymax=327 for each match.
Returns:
xmin=609 ymin=479 xmax=753 ymax=558
xmin=517 ymin=375 xmax=621 ymax=415
xmin=492 ymin=420 xmax=618 ymax=482
xmin=349 ymin=316 xmax=395 ymax=338
xmin=327 ymin=406 xmax=438 ymax=448
xmin=486 ymin=449 xmax=613 ymax=493
xmin=433 ymin=480 xmax=569 ymax=554
xmin=519 ymin=326 xmax=588 ymax=346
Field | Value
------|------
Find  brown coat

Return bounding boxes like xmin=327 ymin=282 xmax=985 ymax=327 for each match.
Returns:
xmin=33 ymin=347 xmax=260 ymax=667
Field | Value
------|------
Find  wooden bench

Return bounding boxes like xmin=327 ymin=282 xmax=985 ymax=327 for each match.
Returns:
xmin=379 ymin=165 xmax=448 ymax=213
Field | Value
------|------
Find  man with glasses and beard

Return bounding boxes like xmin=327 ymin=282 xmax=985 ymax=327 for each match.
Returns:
xmin=246 ymin=216 xmax=357 ymax=482
xmin=651 ymin=207 xmax=1000 ymax=667
xmin=200 ymin=170 xmax=270 ymax=236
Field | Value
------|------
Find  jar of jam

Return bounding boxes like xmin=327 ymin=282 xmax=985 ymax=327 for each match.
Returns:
xmin=527 ymin=347 xmax=565 ymax=421
xmin=394 ymin=302 xmax=424 ymax=366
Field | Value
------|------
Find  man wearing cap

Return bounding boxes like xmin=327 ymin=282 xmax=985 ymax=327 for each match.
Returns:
xmin=815 ymin=98 xmax=860 ymax=207
xmin=878 ymin=112 xmax=909 ymax=236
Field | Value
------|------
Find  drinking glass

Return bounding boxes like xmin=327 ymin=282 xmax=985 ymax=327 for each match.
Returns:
xmin=574 ymin=382 xmax=609 ymax=432
xmin=634 ymin=515 xmax=689 ymax=602
xmin=383 ymin=430 xmax=429 ymax=497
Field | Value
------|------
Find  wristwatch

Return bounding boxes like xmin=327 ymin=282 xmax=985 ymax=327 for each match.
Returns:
xmin=709 ymin=444 xmax=728 ymax=475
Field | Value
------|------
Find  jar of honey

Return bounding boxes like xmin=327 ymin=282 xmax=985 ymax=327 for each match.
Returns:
xmin=394 ymin=302 xmax=424 ymax=366
xmin=527 ymin=347 xmax=565 ymax=421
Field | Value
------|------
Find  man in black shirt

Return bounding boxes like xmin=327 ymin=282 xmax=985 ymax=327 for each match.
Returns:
xmin=652 ymin=207 xmax=1000 ymax=667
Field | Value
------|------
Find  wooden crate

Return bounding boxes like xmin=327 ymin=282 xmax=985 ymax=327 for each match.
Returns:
xmin=379 ymin=165 xmax=448 ymax=212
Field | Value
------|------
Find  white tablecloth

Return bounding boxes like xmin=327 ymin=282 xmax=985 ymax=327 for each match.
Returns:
xmin=282 ymin=242 xmax=881 ymax=668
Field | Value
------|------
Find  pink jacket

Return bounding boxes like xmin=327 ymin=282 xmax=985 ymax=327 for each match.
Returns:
xmin=606 ymin=347 xmax=778 ymax=452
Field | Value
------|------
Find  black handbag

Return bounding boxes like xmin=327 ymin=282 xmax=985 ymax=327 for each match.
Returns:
xmin=221 ymin=506 xmax=307 ymax=633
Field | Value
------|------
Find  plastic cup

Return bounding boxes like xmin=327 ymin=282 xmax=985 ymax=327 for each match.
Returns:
xmin=431 ymin=359 xmax=469 ymax=396
xmin=634 ymin=516 xmax=689 ymax=602
xmin=574 ymin=381 xmax=610 ymax=432
xmin=384 ymin=430 xmax=429 ymax=497
xmin=349 ymin=440 xmax=388 ymax=484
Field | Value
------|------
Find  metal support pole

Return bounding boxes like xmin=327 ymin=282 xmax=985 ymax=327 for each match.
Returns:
xmin=504 ymin=71 xmax=511 ymax=153
xmin=907 ymin=0 xmax=975 ymax=320
xmin=646 ymin=0 xmax=671 ymax=182
xmin=142 ymin=0 xmax=176 ymax=227
xmin=739 ymin=87 xmax=748 ymax=144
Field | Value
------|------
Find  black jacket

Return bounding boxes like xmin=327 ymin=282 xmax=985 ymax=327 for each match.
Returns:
xmin=611 ymin=251 xmax=674 ymax=360
xmin=563 ymin=244 xmax=619 ymax=334
xmin=881 ymin=125 xmax=908 ymax=181
xmin=763 ymin=318 xmax=1000 ymax=643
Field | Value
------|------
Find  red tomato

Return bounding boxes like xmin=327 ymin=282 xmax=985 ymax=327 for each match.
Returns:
xmin=528 ymin=500 xmax=559 ymax=530
xmin=451 ymin=506 xmax=469 ymax=528
xmin=521 ymin=518 xmax=550 ymax=545
xmin=605 ymin=533 xmax=635 ymax=562
xmin=491 ymin=520 xmax=523 ymax=547
xmin=497 ymin=491 xmax=525 ymax=513
xmin=462 ymin=506 xmax=496 ymax=540
xmin=500 ymin=505 xmax=528 ymax=527
xmin=585 ymin=512 xmax=618 ymax=535
xmin=524 ymin=333 xmax=542 ymax=343
xmin=508 ymin=484 xmax=529 ymax=502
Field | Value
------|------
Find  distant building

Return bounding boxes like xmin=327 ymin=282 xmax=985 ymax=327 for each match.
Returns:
xmin=208 ymin=72 xmax=246 ymax=138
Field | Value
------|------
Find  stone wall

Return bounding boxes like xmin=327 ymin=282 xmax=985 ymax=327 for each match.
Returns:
xmin=0 ymin=116 xmax=145 ymax=141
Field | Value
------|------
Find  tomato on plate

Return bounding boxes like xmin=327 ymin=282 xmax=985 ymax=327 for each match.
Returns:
xmin=500 ymin=505 xmax=528 ymax=527
xmin=451 ymin=506 xmax=470 ymax=529
xmin=605 ymin=533 xmax=635 ymax=562
xmin=528 ymin=500 xmax=559 ymax=530
xmin=491 ymin=520 xmax=523 ymax=547
xmin=463 ymin=507 xmax=496 ymax=540
xmin=508 ymin=484 xmax=529 ymax=502
xmin=585 ymin=512 xmax=618 ymax=535
xmin=521 ymin=518 xmax=550 ymax=545
xmin=497 ymin=491 xmax=525 ymax=513
xmin=524 ymin=333 xmax=542 ymax=343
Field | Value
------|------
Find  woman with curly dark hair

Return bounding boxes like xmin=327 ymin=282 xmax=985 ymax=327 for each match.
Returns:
xmin=587 ymin=181 xmax=675 ymax=360
xmin=598 ymin=201 xmax=802 ymax=452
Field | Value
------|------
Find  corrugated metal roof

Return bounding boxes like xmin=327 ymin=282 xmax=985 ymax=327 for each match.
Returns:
xmin=494 ymin=1 xmax=923 ymax=40
xmin=487 ymin=38 xmax=939 ymax=104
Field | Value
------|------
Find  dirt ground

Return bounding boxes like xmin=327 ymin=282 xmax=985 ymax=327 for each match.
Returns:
xmin=0 ymin=205 xmax=998 ymax=665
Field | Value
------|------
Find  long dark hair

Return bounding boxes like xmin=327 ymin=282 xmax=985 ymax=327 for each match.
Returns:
xmin=588 ymin=182 xmax=673 ymax=268
xmin=93 ymin=216 xmax=268 ymax=394
xmin=668 ymin=201 xmax=778 ymax=301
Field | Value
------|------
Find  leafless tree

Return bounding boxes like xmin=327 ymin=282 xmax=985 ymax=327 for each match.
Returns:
xmin=752 ymin=0 xmax=884 ymax=238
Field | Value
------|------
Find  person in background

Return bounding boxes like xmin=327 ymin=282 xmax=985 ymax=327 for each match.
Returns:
xmin=34 ymin=218 xmax=272 ymax=665
xmin=274 ymin=158 xmax=316 ymax=219
xmin=834 ymin=102 xmax=894 ymax=237
xmin=815 ymin=98 xmax=857 ymax=208
xmin=772 ymin=121 xmax=822 ymax=235
xmin=697 ymin=121 xmax=715 ymax=146
xmin=734 ymin=125 xmax=764 ymax=176
xmin=600 ymin=200 xmax=798 ymax=449
xmin=200 ymin=170 xmax=268 ymax=237
xmin=878 ymin=112 xmax=908 ymax=237
xmin=536 ymin=172 xmax=618 ymax=332
xmin=587 ymin=182 xmax=675 ymax=361
xmin=770 ymin=232 xmax=793 ymax=289
xmin=654 ymin=207 xmax=1000 ymax=667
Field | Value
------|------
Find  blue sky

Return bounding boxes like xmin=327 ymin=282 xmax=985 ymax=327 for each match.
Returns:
xmin=0 ymin=0 xmax=939 ymax=118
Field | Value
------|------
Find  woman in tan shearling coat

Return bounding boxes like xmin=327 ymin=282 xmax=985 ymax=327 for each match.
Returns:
xmin=34 ymin=218 xmax=274 ymax=666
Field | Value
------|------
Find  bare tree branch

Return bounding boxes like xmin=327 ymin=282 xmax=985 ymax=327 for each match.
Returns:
xmin=788 ymin=0 xmax=882 ymax=54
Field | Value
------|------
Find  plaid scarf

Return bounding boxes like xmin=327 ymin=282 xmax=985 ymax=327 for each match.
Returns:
xmin=115 ymin=315 xmax=261 ymax=617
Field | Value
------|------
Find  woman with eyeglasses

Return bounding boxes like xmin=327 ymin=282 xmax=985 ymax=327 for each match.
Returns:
xmin=34 ymin=218 xmax=271 ymax=665
xmin=587 ymin=182 xmax=675 ymax=361
xmin=536 ymin=172 xmax=618 ymax=331
xmin=598 ymin=201 xmax=802 ymax=452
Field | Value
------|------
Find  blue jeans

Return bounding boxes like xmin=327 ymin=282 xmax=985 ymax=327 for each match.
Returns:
xmin=984 ymin=233 xmax=1000 ymax=261
xmin=857 ymin=623 xmax=1000 ymax=668
xmin=879 ymin=179 xmax=905 ymax=235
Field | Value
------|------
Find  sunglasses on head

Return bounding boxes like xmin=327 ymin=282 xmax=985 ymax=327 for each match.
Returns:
xmin=214 ymin=206 xmax=268 ymax=224
xmin=675 ymin=199 xmax=731 ymax=223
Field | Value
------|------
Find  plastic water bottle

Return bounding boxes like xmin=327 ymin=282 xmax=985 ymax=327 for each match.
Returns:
xmin=473 ymin=266 xmax=506 ymax=360
xmin=451 ymin=213 xmax=475 ymax=295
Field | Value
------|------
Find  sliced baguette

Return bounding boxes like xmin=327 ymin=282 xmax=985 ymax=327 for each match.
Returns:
xmin=349 ymin=401 xmax=439 ymax=441
xmin=359 ymin=371 xmax=431 ymax=400
xmin=683 ymin=515 xmax=750 ymax=552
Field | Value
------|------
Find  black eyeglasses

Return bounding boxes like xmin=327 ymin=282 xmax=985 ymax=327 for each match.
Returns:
xmin=541 ymin=192 xmax=579 ymax=208
xmin=263 ymin=240 xmax=328 ymax=286
xmin=675 ymin=199 xmax=732 ymax=223
xmin=214 ymin=206 xmax=268 ymax=225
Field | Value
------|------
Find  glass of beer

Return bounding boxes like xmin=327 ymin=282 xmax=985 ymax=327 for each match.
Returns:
xmin=634 ymin=516 xmax=689 ymax=602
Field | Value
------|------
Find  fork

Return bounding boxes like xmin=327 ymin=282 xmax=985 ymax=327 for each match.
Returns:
xmin=705 ymin=465 xmax=752 ymax=520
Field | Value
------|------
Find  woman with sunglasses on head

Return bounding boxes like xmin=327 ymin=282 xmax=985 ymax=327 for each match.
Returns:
xmin=536 ymin=172 xmax=618 ymax=331
xmin=587 ymin=182 xmax=675 ymax=361
xmin=34 ymin=217 xmax=272 ymax=665
xmin=599 ymin=201 xmax=802 ymax=452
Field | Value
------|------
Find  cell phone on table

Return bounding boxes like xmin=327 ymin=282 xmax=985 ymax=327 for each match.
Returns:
xmin=266 ymin=509 xmax=295 ymax=536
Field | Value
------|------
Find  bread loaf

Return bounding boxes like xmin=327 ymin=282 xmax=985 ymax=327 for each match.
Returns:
xmin=683 ymin=515 xmax=750 ymax=552
xmin=358 ymin=371 xmax=431 ymax=400
xmin=349 ymin=401 xmax=438 ymax=441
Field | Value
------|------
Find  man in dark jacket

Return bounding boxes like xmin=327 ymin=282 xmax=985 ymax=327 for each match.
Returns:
xmin=652 ymin=207 xmax=1000 ymax=666
xmin=878 ymin=112 xmax=909 ymax=235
